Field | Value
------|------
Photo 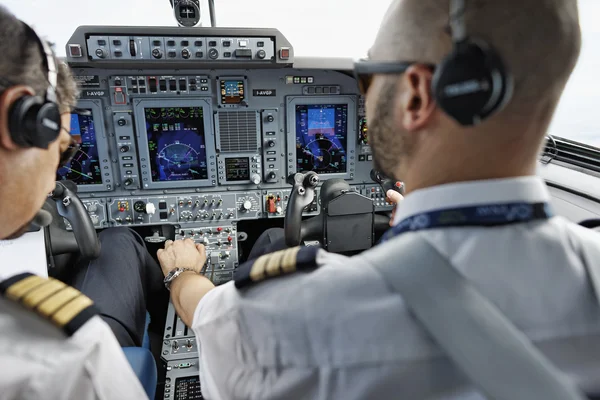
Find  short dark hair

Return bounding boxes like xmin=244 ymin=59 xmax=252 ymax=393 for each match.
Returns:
xmin=0 ymin=6 xmax=79 ymax=113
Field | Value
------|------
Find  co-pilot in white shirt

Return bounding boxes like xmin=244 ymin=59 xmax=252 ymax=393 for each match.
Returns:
xmin=193 ymin=176 xmax=600 ymax=399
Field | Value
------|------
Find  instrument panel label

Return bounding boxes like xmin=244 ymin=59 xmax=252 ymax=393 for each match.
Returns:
xmin=75 ymin=75 xmax=101 ymax=88
xmin=82 ymin=90 xmax=106 ymax=97
xmin=253 ymin=89 xmax=277 ymax=97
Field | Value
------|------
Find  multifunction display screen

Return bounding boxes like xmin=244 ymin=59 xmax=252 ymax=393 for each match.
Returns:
xmin=174 ymin=376 xmax=203 ymax=399
xmin=295 ymin=104 xmax=348 ymax=174
xmin=225 ymin=157 xmax=250 ymax=181
xmin=57 ymin=111 xmax=103 ymax=185
xmin=220 ymin=79 xmax=245 ymax=104
xmin=144 ymin=107 xmax=208 ymax=182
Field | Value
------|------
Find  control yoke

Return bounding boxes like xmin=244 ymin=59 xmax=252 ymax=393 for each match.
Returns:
xmin=47 ymin=181 xmax=101 ymax=260
xmin=284 ymin=172 xmax=319 ymax=247
xmin=284 ymin=172 xmax=391 ymax=250
xmin=370 ymin=169 xmax=405 ymax=196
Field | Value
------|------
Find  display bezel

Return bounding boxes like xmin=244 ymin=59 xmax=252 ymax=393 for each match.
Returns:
xmin=286 ymin=95 xmax=357 ymax=181
xmin=133 ymin=98 xmax=217 ymax=190
xmin=217 ymin=76 xmax=248 ymax=108
xmin=57 ymin=99 xmax=113 ymax=193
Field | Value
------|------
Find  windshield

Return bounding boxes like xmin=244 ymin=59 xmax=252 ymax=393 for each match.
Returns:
xmin=3 ymin=0 xmax=599 ymax=147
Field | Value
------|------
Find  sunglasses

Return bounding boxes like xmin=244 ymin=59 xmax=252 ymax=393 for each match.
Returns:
xmin=59 ymin=135 xmax=79 ymax=168
xmin=353 ymin=60 xmax=436 ymax=95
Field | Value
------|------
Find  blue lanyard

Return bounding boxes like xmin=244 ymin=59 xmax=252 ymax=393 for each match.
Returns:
xmin=380 ymin=202 xmax=553 ymax=243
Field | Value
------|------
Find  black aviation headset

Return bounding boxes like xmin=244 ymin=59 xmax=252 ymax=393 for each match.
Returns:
xmin=431 ymin=0 xmax=515 ymax=126
xmin=0 ymin=20 xmax=61 ymax=149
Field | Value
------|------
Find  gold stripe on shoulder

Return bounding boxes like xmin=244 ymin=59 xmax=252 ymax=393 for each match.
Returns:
xmin=22 ymin=279 xmax=67 ymax=309
xmin=281 ymin=247 xmax=301 ymax=273
xmin=265 ymin=250 xmax=286 ymax=276
xmin=51 ymin=295 xmax=94 ymax=328
xmin=5 ymin=275 xmax=46 ymax=301
xmin=249 ymin=253 xmax=270 ymax=282
xmin=37 ymin=286 xmax=82 ymax=316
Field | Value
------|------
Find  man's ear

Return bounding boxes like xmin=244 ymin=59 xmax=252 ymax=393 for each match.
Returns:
xmin=398 ymin=64 xmax=436 ymax=131
xmin=0 ymin=85 xmax=35 ymax=150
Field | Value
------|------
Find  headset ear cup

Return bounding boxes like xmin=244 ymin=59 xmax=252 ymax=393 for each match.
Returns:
xmin=8 ymin=95 xmax=38 ymax=147
xmin=432 ymin=39 xmax=513 ymax=126
xmin=34 ymin=102 xmax=61 ymax=148
xmin=7 ymin=95 xmax=60 ymax=149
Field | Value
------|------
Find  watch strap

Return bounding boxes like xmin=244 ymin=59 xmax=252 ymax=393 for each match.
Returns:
xmin=164 ymin=268 xmax=197 ymax=290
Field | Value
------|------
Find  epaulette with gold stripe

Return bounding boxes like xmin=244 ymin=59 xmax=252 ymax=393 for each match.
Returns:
xmin=0 ymin=272 xmax=98 ymax=336
xmin=234 ymin=246 xmax=320 ymax=289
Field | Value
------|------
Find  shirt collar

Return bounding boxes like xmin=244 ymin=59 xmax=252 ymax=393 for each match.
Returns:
xmin=393 ymin=176 xmax=551 ymax=226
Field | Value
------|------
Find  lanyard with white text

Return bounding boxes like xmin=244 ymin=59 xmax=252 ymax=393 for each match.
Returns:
xmin=380 ymin=202 xmax=553 ymax=243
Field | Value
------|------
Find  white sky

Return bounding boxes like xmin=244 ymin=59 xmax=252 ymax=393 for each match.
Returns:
xmin=3 ymin=0 xmax=599 ymax=146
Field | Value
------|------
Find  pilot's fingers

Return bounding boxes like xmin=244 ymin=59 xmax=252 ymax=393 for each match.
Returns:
xmin=386 ymin=190 xmax=404 ymax=205
xmin=183 ymin=238 xmax=196 ymax=246
xmin=196 ymin=243 xmax=206 ymax=255
xmin=157 ymin=248 xmax=164 ymax=258
xmin=164 ymin=239 xmax=174 ymax=249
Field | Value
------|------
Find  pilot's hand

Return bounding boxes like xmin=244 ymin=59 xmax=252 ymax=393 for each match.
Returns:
xmin=386 ymin=189 xmax=404 ymax=227
xmin=157 ymin=238 xmax=207 ymax=277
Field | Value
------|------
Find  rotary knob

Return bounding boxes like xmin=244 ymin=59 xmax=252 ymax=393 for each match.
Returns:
xmin=90 ymin=215 xmax=100 ymax=225
xmin=146 ymin=203 xmax=156 ymax=215
xmin=181 ymin=48 xmax=191 ymax=59
xmin=242 ymin=200 xmax=252 ymax=212
xmin=256 ymin=49 xmax=266 ymax=59
xmin=208 ymin=48 xmax=219 ymax=59
xmin=117 ymin=118 xmax=127 ymax=126
xmin=251 ymin=174 xmax=261 ymax=185
xmin=151 ymin=48 xmax=163 ymax=59
xmin=265 ymin=115 xmax=275 ymax=123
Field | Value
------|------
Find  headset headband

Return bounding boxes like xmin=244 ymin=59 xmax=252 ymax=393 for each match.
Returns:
xmin=19 ymin=20 xmax=58 ymax=104
xmin=449 ymin=0 xmax=467 ymax=43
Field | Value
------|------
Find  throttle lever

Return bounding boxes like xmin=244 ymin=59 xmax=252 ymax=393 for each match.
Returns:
xmin=370 ymin=169 xmax=405 ymax=196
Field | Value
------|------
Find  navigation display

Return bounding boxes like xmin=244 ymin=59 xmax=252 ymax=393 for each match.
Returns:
xmin=220 ymin=79 xmax=245 ymax=104
xmin=295 ymin=104 xmax=348 ymax=174
xmin=57 ymin=111 xmax=102 ymax=185
xmin=144 ymin=107 xmax=208 ymax=182
xmin=225 ymin=157 xmax=250 ymax=181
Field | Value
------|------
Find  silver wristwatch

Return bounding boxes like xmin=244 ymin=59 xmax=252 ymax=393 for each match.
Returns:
xmin=164 ymin=268 xmax=196 ymax=291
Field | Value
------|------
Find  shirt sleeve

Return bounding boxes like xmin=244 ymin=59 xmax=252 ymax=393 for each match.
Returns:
xmin=190 ymin=249 xmax=352 ymax=400
xmin=27 ymin=316 xmax=149 ymax=400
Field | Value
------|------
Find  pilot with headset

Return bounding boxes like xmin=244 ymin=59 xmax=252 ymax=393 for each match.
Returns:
xmin=0 ymin=7 xmax=165 ymax=399
xmin=157 ymin=0 xmax=600 ymax=398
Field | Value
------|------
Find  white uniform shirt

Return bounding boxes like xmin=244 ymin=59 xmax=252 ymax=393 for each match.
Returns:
xmin=193 ymin=177 xmax=600 ymax=399
xmin=0 ymin=298 xmax=148 ymax=399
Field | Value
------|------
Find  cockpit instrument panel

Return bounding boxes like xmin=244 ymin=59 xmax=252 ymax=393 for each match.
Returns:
xmin=145 ymin=106 xmax=208 ymax=182
xmin=286 ymin=96 xmax=357 ymax=180
xmin=59 ymin=112 xmax=102 ymax=185
xmin=359 ymin=117 xmax=368 ymax=145
xmin=56 ymin=99 xmax=113 ymax=192
xmin=295 ymin=104 xmax=348 ymax=174
xmin=134 ymin=99 xmax=217 ymax=189
xmin=175 ymin=376 xmax=203 ymax=399
xmin=218 ymin=77 xmax=246 ymax=106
